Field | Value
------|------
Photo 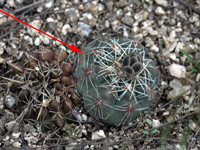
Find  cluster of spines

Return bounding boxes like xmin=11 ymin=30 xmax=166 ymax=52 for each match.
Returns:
xmin=8 ymin=49 xmax=79 ymax=129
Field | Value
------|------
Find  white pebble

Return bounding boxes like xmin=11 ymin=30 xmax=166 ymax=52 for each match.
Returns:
xmin=105 ymin=20 xmax=110 ymax=28
xmin=146 ymin=119 xmax=153 ymax=126
xmin=13 ymin=142 xmax=21 ymax=148
xmin=82 ymin=129 xmax=87 ymax=136
xmin=155 ymin=7 xmax=166 ymax=15
xmin=43 ymin=37 xmax=50 ymax=45
xmin=45 ymin=0 xmax=54 ymax=8
xmin=168 ymin=64 xmax=186 ymax=78
xmin=5 ymin=95 xmax=16 ymax=108
xmin=152 ymin=119 xmax=160 ymax=127
xmin=11 ymin=132 xmax=21 ymax=140
xmin=169 ymin=53 xmax=176 ymax=60
xmin=163 ymin=111 xmax=169 ymax=116
xmin=62 ymin=24 xmax=71 ymax=35
xmin=196 ymin=73 xmax=200 ymax=81
xmin=34 ymin=37 xmax=40 ymax=46
xmin=46 ymin=18 xmax=55 ymax=22
xmin=123 ymin=29 xmax=129 ymax=38
xmin=154 ymin=0 xmax=168 ymax=7
xmin=82 ymin=114 xmax=87 ymax=121
xmin=150 ymin=45 xmax=159 ymax=53
xmin=92 ymin=130 xmax=106 ymax=140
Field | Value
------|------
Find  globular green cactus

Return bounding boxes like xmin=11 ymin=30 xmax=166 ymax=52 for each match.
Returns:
xmin=75 ymin=37 xmax=160 ymax=126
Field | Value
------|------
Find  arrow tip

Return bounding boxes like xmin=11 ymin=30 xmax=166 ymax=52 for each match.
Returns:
xmin=70 ymin=45 xmax=83 ymax=53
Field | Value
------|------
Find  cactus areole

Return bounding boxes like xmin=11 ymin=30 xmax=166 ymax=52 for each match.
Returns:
xmin=75 ymin=38 xmax=160 ymax=126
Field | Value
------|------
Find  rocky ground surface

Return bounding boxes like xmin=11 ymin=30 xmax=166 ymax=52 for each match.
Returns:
xmin=0 ymin=0 xmax=200 ymax=149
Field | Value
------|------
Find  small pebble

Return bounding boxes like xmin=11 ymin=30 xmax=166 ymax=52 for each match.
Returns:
xmin=4 ymin=95 xmax=16 ymax=108
xmin=92 ymin=130 xmax=106 ymax=140
xmin=155 ymin=7 xmax=166 ymax=15
xmin=152 ymin=119 xmax=160 ymax=127
xmin=150 ymin=45 xmax=159 ymax=53
xmin=168 ymin=64 xmax=186 ymax=78
xmin=12 ymin=142 xmax=21 ymax=148
xmin=154 ymin=0 xmax=168 ymax=7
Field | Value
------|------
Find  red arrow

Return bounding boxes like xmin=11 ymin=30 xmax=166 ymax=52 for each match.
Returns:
xmin=0 ymin=10 xmax=83 ymax=53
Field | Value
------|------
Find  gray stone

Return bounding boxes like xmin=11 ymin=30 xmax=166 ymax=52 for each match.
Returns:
xmin=122 ymin=16 xmax=134 ymax=26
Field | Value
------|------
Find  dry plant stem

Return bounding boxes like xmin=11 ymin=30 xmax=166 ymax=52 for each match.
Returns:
xmin=13 ymin=0 xmax=45 ymax=14
xmin=175 ymin=0 xmax=200 ymax=15
xmin=0 ymin=76 xmax=24 ymax=84
xmin=187 ymin=127 xmax=200 ymax=150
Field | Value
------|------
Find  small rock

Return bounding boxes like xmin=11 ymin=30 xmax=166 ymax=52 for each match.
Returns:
xmin=4 ymin=95 xmax=16 ymax=108
xmin=0 ymin=42 xmax=5 ymax=55
xmin=34 ymin=37 xmax=41 ymax=46
xmin=152 ymin=119 xmax=160 ymax=127
xmin=84 ymin=3 xmax=97 ymax=14
xmin=27 ymin=20 xmax=42 ymax=36
xmin=169 ymin=53 xmax=176 ymax=60
xmin=82 ymin=114 xmax=87 ymax=121
xmin=97 ymin=3 xmax=105 ymax=12
xmin=167 ymin=79 xmax=190 ymax=99
xmin=78 ymin=22 xmax=91 ymax=37
xmin=168 ymin=40 xmax=178 ymax=52
xmin=12 ymin=142 xmax=21 ymax=148
xmin=155 ymin=0 xmax=168 ymax=7
xmin=189 ymin=120 xmax=197 ymax=131
xmin=146 ymin=119 xmax=153 ymax=126
xmin=44 ymin=0 xmax=53 ymax=8
xmin=117 ymin=0 xmax=129 ymax=8
xmin=168 ymin=64 xmax=186 ymax=78
xmin=79 ymin=4 xmax=84 ymax=11
xmin=92 ymin=130 xmax=106 ymax=140
xmin=7 ymin=0 xmax=16 ymax=8
xmin=122 ymin=16 xmax=134 ymax=26
xmin=82 ymin=13 xmax=96 ymax=27
xmin=115 ymin=9 xmax=123 ymax=19
xmin=4 ymin=109 xmax=15 ymax=121
xmin=131 ymin=26 xmax=140 ymax=34
xmin=5 ymin=121 xmax=18 ymax=131
xmin=134 ymin=10 xmax=149 ymax=22
xmin=194 ymin=37 xmax=200 ymax=45
xmin=105 ymin=20 xmax=110 ymax=28
xmin=82 ymin=129 xmax=87 ymax=136
xmin=184 ymin=43 xmax=198 ymax=54
xmin=107 ymin=1 xmax=113 ymax=10
xmin=43 ymin=37 xmax=50 ymax=45
xmin=0 ymin=57 xmax=4 ymax=63
xmin=62 ymin=24 xmax=71 ymax=35
xmin=161 ymin=81 xmax=168 ymax=89
xmin=24 ymin=134 xmax=38 ymax=144
xmin=123 ymin=29 xmax=129 ymax=38
xmin=196 ymin=73 xmax=200 ymax=82
xmin=175 ymin=42 xmax=184 ymax=53
xmin=150 ymin=45 xmax=159 ymax=53
xmin=155 ymin=7 xmax=166 ymax=15
xmin=163 ymin=111 xmax=169 ymax=116
xmin=133 ymin=34 xmax=143 ymax=40
xmin=11 ymin=132 xmax=21 ymax=140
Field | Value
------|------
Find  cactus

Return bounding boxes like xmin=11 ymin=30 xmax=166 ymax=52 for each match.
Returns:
xmin=75 ymin=37 xmax=160 ymax=126
xmin=5 ymin=49 xmax=79 ymax=129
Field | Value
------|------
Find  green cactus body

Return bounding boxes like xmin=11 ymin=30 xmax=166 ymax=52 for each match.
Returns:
xmin=75 ymin=38 xmax=160 ymax=126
